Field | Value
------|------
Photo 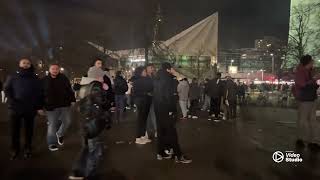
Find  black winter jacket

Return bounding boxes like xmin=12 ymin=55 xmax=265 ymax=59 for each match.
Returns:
xmin=132 ymin=76 xmax=153 ymax=97
xmin=43 ymin=73 xmax=76 ymax=111
xmin=4 ymin=68 xmax=43 ymax=112
xmin=153 ymin=69 xmax=177 ymax=112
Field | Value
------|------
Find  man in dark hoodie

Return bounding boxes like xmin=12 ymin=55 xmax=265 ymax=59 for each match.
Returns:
xmin=4 ymin=57 xmax=43 ymax=160
xmin=294 ymin=55 xmax=320 ymax=151
xmin=153 ymin=62 xmax=192 ymax=164
xmin=42 ymin=63 xmax=76 ymax=151
xmin=224 ymin=76 xmax=238 ymax=120
xmin=114 ymin=70 xmax=128 ymax=123
xmin=132 ymin=66 xmax=153 ymax=145
xmin=207 ymin=72 xmax=224 ymax=120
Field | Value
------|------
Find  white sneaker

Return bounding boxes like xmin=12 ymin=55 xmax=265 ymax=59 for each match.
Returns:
xmin=192 ymin=116 xmax=198 ymax=119
xmin=188 ymin=115 xmax=192 ymax=118
xmin=135 ymin=138 xmax=147 ymax=145
xmin=208 ymin=118 xmax=212 ymax=121
xmin=165 ymin=148 xmax=174 ymax=155
xmin=141 ymin=136 xmax=152 ymax=143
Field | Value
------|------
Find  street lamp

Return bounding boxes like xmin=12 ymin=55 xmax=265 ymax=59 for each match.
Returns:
xmin=231 ymin=59 xmax=234 ymax=66
xmin=260 ymin=69 xmax=265 ymax=81
xmin=60 ymin=67 xmax=65 ymax=71
xmin=270 ymin=53 xmax=274 ymax=75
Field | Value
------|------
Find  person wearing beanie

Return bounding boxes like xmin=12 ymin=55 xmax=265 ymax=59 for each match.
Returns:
xmin=4 ymin=57 xmax=44 ymax=160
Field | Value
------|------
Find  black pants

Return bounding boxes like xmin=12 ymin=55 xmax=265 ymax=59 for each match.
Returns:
xmin=135 ymin=96 xmax=152 ymax=138
xmin=189 ymin=99 xmax=198 ymax=116
xmin=154 ymin=102 xmax=182 ymax=157
xmin=209 ymin=97 xmax=221 ymax=118
xmin=9 ymin=110 xmax=36 ymax=153
xmin=226 ymin=100 xmax=237 ymax=119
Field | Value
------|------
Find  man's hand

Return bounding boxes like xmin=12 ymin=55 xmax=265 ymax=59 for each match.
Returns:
xmin=71 ymin=102 xmax=76 ymax=106
xmin=225 ymin=100 xmax=229 ymax=106
xmin=37 ymin=110 xmax=46 ymax=116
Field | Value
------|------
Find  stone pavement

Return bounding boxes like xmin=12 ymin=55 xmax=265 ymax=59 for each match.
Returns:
xmin=0 ymin=103 xmax=320 ymax=180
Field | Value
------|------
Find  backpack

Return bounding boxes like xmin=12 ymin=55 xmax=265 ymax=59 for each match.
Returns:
xmin=78 ymin=81 xmax=112 ymax=138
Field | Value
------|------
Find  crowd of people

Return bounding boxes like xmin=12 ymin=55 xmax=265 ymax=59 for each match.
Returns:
xmin=2 ymin=54 xmax=320 ymax=179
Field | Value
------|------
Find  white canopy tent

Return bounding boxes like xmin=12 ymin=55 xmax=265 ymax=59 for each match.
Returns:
xmin=88 ymin=12 xmax=219 ymax=64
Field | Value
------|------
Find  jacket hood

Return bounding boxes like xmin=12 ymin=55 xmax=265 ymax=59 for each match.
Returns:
xmin=179 ymin=80 xmax=189 ymax=87
xmin=87 ymin=66 xmax=105 ymax=79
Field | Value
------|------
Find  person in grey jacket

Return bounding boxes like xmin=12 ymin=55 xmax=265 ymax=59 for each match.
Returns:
xmin=177 ymin=78 xmax=189 ymax=119
xmin=189 ymin=78 xmax=201 ymax=119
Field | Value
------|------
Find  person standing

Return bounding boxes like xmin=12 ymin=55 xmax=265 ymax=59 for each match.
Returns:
xmin=114 ymin=71 xmax=128 ymax=123
xmin=43 ymin=63 xmax=76 ymax=151
xmin=145 ymin=64 xmax=157 ymax=139
xmin=224 ymin=76 xmax=238 ymax=120
xmin=4 ymin=57 xmax=43 ymax=160
xmin=177 ymin=78 xmax=189 ymax=120
xmin=153 ymin=63 xmax=192 ymax=163
xmin=189 ymin=78 xmax=201 ymax=119
xmin=294 ymin=55 xmax=320 ymax=151
xmin=207 ymin=73 xmax=223 ymax=120
xmin=201 ymin=78 xmax=211 ymax=111
xmin=132 ymin=66 xmax=153 ymax=144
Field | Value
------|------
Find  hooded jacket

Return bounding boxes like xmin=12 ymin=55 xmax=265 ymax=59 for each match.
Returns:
xmin=4 ymin=67 xmax=43 ymax=112
xmin=153 ymin=69 xmax=177 ymax=112
xmin=177 ymin=80 xmax=189 ymax=101
xmin=224 ymin=79 xmax=238 ymax=101
xmin=43 ymin=73 xmax=76 ymax=111
xmin=206 ymin=78 xmax=224 ymax=98
xmin=87 ymin=66 xmax=106 ymax=79
xmin=189 ymin=82 xmax=201 ymax=100
xmin=294 ymin=64 xmax=319 ymax=101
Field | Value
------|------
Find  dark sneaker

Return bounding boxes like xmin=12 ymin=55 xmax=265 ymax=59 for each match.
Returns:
xmin=23 ymin=149 xmax=32 ymax=159
xmin=56 ymin=133 xmax=64 ymax=145
xmin=49 ymin=145 xmax=59 ymax=152
xmin=175 ymin=155 xmax=192 ymax=164
xmin=10 ymin=151 xmax=19 ymax=160
xmin=157 ymin=154 xmax=172 ymax=160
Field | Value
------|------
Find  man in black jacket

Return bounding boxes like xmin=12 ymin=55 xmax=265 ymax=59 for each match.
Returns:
xmin=114 ymin=71 xmax=128 ymax=123
xmin=132 ymin=66 xmax=153 ymax=145
xmin=153 ymin=62 xmax=192 ymax=164
xmin=207 ymin=73 xmax=224 ymax=120
xmin=4 ymin=57 xmax=43 ymax=160
xmin=42 ymin=63 xmax=76 ymax=151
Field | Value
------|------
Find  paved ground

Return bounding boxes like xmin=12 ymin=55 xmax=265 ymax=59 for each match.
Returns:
xmin=1 ymin=103 xmax=320 ymax=180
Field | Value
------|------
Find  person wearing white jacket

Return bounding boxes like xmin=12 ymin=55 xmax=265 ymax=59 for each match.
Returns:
xmin=177 ymin=78 xmax=189 ymax=119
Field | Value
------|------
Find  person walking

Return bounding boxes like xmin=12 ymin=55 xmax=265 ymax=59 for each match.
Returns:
xmin=43 ymin=63 xmax=76 ymax=151
xmin=69 ymin=89 xmax=112 ymax=180
xmin=114 ymin=71 xmax=128 ymax=123
xmin=207 ymin=73 xmax=223 ymax=120
xmin=201 ymin=78 xmax=211 ymax=111
xmin=4 ymin=57 xmax=43 ymax=160
xmin=132 ymin=66 xmax=153 ymax=144
xmin=294 ymin=55 xmax=320 ymax=151
xmin=153 ymin=62 xmax=192 ymax=163
xmin=224 ymin=76 xmax=238 ymax=120
xmin=177 ymin=78 xmax=189 ymax=120
xmin=189 ymin=78 xmax=201 ymax=119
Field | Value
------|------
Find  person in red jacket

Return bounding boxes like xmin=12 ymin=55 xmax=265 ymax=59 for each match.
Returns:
xmin=294 ymin=55 xmax=320 ymax=151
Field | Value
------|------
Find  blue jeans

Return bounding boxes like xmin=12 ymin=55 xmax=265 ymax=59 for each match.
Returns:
xmin=72 ymin=136 xmax=104 ymax=178
xmin=115 ymin=95 xmax=126 ymax=123
xmin=46 ymin=107 xmax=72 ymax=146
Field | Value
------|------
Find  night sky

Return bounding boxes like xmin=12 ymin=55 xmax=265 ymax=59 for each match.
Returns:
xmin=0 ymin=0 xmax=291 ymax=50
